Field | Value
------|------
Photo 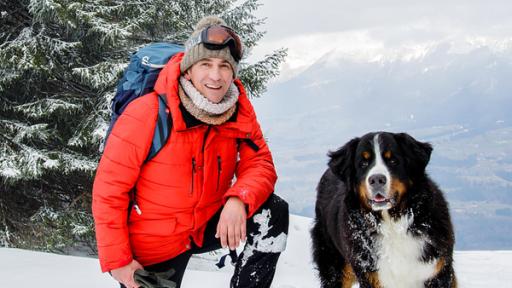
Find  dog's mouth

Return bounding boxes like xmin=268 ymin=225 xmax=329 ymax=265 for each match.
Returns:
xmin=372 ymin=193 xmax=389 ymax=203
xmin=369 ymin=192 xmax=394 ymax=210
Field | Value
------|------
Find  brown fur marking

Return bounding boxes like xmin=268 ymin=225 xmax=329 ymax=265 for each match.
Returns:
xmin=366 ymin=272 xmax=382 ymax=288
xmin=341 ymin=264 xmax=356 ymax=288
xmin=390 ymin=177 xmax=407 ymax=203
xmin=434 ymin=257 xmax=445 ymax=276
xmin=358 ymin=182 xmax=372 ymax=210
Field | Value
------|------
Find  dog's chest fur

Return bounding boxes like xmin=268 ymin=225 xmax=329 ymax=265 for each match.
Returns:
xmin=375 ymin=211 xmax=438 ymax=288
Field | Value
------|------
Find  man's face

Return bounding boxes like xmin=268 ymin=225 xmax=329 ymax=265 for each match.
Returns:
xmin=184 ymin=58 xmax=234 ymax=104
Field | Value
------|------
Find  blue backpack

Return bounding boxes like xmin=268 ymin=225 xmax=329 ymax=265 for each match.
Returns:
xmin=101 ymin=42 xmax=184 ymax=161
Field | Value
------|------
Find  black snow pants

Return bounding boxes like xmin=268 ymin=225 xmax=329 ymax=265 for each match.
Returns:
xmin=120 ymin=193 xmax=289 ymax=288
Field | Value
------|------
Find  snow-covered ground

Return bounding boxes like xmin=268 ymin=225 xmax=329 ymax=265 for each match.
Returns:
xmin=1 ymin=215 xmax=511 ymax=287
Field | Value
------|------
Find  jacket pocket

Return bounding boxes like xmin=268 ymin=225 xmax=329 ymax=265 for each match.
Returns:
xmin=129 ymin=218 xmax=177 ymax=237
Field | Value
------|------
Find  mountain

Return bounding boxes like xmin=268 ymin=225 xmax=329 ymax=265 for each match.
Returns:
xmin=1 ymin=215 xmax=511 ymax=287
xmin=253 ymin=42 xmax=512 ymax=250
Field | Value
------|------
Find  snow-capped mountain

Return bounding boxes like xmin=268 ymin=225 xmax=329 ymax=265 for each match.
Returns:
xmin=253 ymin=42 xmax=512 ymax=250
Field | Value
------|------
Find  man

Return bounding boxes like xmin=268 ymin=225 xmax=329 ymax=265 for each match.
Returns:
xmin=92 ymin=15 xmax=289 ymax=288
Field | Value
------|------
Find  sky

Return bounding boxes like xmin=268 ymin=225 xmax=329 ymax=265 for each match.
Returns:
xmin=250 ymin=0 xmax=512 ymax=80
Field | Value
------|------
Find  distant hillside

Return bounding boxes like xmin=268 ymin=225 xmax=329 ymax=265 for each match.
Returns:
xmin=254 ymin=42 xmax=512 ymax=250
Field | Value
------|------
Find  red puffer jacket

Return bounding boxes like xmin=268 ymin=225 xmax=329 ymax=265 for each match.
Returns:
xmin=92 ymin=53 xmax=277 ymax=273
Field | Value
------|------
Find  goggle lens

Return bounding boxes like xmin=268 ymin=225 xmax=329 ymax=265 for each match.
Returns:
xmin=201 ymin=25 xmax=243 ymax=61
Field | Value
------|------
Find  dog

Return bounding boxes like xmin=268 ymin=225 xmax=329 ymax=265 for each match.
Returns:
xmin=311 ymin=132 xmax=456 ymax=288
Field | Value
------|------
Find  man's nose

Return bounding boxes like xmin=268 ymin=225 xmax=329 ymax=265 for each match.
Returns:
xmin=208 ymin=67 xmax=222 ymax=80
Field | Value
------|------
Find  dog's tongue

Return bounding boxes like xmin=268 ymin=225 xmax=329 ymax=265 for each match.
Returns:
xmin=374 ymin=194 xmax=387 ymax=202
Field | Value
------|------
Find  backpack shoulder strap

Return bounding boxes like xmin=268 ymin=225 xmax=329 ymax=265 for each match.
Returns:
xmin=145 ymin=93 xmax=172 ymax=162
xmin=131 ymin=93 xmax=172 ymax=217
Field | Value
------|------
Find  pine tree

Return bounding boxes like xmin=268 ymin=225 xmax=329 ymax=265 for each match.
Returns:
xmin=0 ymin=0 xmax=286 ymax=254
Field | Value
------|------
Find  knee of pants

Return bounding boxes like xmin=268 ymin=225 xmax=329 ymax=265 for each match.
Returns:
xmin=259 ymin=194 xmax=289 ymax=234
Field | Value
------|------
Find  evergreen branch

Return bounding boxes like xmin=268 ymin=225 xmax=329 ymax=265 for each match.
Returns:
xmin=239 ymin=48 xmax=287 ymax=98
xmin=67 ymin=191 xmax=88 ymax=210
xmin=0 ymin=132 xmax=21 ymax=149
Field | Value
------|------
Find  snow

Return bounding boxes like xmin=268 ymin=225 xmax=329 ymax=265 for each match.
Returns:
xmin=1 ymin=215 xmax=511 ymax=287
xmin=15 ymin=99 xmax=81 ymax=119
xmin=72 ymin=62 xmax=126 ymax=89
xmin=240 ymin=209 xmax=288 ymax=267
xmin=0 ymin=166 xmax=21 ymax=178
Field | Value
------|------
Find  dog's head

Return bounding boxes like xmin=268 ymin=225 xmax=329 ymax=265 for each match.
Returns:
xmin=328 ymin=132 xmax=432 ymax=211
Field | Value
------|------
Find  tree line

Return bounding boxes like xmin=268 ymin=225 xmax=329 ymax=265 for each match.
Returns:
xmin=0 ymin=0 xmax=285 ymax=255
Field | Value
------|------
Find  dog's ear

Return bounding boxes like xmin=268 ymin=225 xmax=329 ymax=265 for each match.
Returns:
xmin=395 ymin=133 xmax=433 ymax=175
xmin=328 ymin=137 xmax=360 ymax=183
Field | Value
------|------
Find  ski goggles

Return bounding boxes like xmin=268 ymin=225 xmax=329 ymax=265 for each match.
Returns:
xmin=185 ymin=25 xmax=243 ymax=62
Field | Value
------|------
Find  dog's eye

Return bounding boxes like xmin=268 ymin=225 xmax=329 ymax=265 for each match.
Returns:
xmin=360 ymin=160 xmax=369 ymax=168
xmin=388 ymin=158 xmax=399 ymax=166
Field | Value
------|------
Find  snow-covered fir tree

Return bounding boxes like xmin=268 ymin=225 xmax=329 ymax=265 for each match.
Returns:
xmin=0 ymin=0 xmax=286 ymax=254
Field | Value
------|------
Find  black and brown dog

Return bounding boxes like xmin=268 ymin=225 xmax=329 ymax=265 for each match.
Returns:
xmin=311 ymin=132 xmax=456 ymax=288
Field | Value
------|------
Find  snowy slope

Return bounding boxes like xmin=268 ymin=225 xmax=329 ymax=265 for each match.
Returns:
xmin=1 ymin=215 xmax=511 ymax=287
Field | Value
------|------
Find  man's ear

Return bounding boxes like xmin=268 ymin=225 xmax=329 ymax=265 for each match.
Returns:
xmin=184 ymin=70 xmax=191 ymax=80
xmin=328 ymin=137 xmax=360 ymax=185
xmin=394 ymin=133 xmax=433 ymax=176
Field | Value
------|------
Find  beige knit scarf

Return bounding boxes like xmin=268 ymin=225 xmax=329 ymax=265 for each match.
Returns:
xmin=178 ymin=77 xmax=238 ymax=125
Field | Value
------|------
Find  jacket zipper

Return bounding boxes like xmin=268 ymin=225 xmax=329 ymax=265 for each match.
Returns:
xmin=216 ymin=155 xmax=222 ymax=193
xmin=133 ymin=201 xmax=142 ymax=215
xmin=190 ymin=157 xmax=196 ymax=197
xmin=190 ymin=127 xmax=211 ymax=198
xmin=131 ymin=188 xmax=142 ymax=216
xmin=202 ymin=126 xmax=211 ymax=151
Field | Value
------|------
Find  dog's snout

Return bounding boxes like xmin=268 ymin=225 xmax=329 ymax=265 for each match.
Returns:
xmin=369 ymin=174 xmax=387 ymax=188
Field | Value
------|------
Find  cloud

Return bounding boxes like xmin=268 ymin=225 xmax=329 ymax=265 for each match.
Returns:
xmin=250 ymin=30 xmax=512 ymax=82
xmin=256 ymin=0 xmax=512 ymax=40
xmin=250 ymin=0 xmax=512 ymax=81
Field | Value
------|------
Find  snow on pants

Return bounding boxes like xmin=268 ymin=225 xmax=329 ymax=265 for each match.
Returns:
xmin=119 ymin=193 xmax=289 ymax=288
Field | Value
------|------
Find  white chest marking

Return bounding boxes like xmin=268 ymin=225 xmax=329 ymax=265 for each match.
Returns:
xmin=376 ymin=212 xmax=438 ymax=288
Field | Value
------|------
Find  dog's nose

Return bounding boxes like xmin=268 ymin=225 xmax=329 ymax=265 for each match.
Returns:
xmin=369 ymin=174 xmax=387 ymax=188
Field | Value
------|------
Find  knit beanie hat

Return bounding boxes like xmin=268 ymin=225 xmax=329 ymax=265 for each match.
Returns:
xmin=180 ymin=16 xmax=241 ymax=77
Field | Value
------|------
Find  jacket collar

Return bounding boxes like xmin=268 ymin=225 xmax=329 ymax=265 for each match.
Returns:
xmin=179 ymin=102 xmax=239 ymax=129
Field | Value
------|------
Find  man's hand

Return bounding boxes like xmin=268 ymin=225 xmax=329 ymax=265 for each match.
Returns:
xmin=216 ymin=197 xmax=247 ymax=250
xmin=111 ymin=259 xmax=144 ymax=288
